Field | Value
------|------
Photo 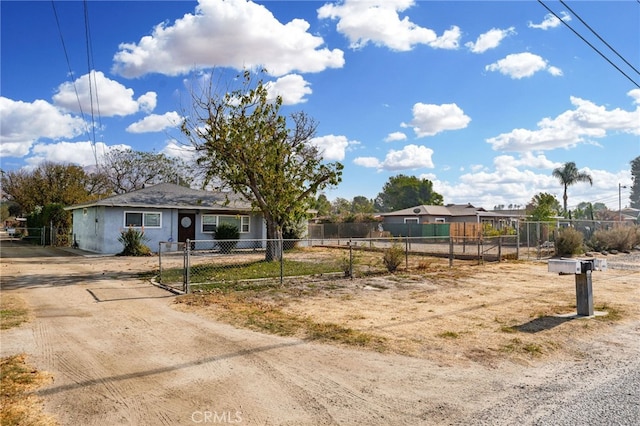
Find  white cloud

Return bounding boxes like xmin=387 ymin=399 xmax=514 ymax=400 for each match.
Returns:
xmin=485 ymin=52 xmax=562 ymax=79
xmin=53 ymin=70 xmax=156 ymax=116
xmin=628 ymin=88 xmax=640 ymax=104
xmin=0 ymin=97 xmax=87 ymax=157
xmin=528 ymin=11 xmax=571 ymax=30
xmin=25 ymin=141 xmax=130 ymax=168
xmin=162 ymin=139 xmax=197 ymax=164
xmin=126 ymin=111 xmax=182 ymax=133
xmin=465 ymin=27 xmax=516 ymax=53
xmin=354 ymin=144 xmax=434 ymax=171
xmin=353 ymin=156 xmax=382 ymax=168
xmin=487 ymin=94 xmax=640 ymax=152
xmin=384 ymin=131 xmax=407 ymax=142
xmin=433 ymin=155 xmax=628 ymax=210
xmin=318 ymin=0 xmax=460 ymax=51
xmin=112 ymin=0 xmax=344 ymax=78
xmin=547 ymin=66 xmax=563 ymax=77
xmin=401 ymin=102 xmax=471 ymax=137
xmin=308 ymin=134 xmax=355 ymax=161
xmin=494 ymin=152 xmax=559 ymax=170
xmin=264 ymin=74 xmax=312 ymax=105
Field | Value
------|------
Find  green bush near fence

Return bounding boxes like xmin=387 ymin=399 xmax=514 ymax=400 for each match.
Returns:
xmin=382 ymin=243 xmax=405 ymax=272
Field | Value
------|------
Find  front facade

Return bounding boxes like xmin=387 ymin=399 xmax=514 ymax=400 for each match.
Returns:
xmin=67 ymin=183 xmax=264 ymax=254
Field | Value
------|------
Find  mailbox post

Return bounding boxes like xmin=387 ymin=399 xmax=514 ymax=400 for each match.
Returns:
xmin=548 ymin=258 xmax=607 ymax=317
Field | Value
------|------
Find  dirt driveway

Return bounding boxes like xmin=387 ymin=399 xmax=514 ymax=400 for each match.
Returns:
xmin=1 ymin=242 xmax=639 ymax=425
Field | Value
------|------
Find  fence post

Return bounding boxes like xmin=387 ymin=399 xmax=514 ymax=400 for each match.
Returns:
xmin=498 ymin=236 xmax=502 ymax=262
xmin=516 ymin=220 xmax=520 ymax=260
xmin=41 ymin=227 xmax=45 ymax=246
xmin=349 ymin=239 xmax=353 ymax=280
xmin=158 ymin=242 xmax=163 ymax=284
xmin=449 ymin=236 xmax=453 ymax=268
xmin=280 ymin=236 xmax=284 ymax=285
xmin=184 ymin=239 xmax=191 ymax=294
xmin=405 ymin=235 xmax=409 ymax=270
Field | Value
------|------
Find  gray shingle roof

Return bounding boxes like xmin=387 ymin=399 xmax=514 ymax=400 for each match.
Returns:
xmin=66 ymin=183 xmax=252 ymax=211
xmin=381 ymin=204 xmax=512 ymax=218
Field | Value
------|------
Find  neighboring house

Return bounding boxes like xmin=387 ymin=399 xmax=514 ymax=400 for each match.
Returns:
xmin=65 ymin=183 xmax=264 ymax=254
xmin=620 ymin=207 xmax=640 ymax=223
xmin=380 ymin=203 xmax=514 ymax=226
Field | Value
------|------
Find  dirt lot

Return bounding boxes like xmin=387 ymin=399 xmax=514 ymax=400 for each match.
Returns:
xmin=1 ymin=241 xmax=639 ymax=425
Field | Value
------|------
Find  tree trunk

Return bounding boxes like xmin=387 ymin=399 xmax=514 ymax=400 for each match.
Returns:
xmin=264 ymin=218 xmax=282 ymax=262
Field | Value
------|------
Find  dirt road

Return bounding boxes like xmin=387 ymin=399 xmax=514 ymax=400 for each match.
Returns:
xmin=1 ymin=242 xmax=639 ymax=425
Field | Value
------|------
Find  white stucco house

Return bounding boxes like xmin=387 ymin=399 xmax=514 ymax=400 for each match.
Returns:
xmin=65 ymin=183 xmax=265 ymax=254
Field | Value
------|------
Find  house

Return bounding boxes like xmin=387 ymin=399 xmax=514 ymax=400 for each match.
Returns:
xmin=379 ymin=203 xmax=516 ymax=238
xmin=65 ymin=183 xmax=264 ymax=254
xmin=380 ymin=203 xmax=514 ymax=226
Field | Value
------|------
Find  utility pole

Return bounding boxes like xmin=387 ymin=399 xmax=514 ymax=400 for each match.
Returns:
xmin=619 ymin=183 xmax=628 ymax=222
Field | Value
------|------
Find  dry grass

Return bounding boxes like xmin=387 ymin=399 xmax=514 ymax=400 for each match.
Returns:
xmin=1 ymin=294 xmax=56 ymax=425
xmin=1 ymin=294 xmax=30 ymax=330
xmin=175 ymin=291 xmax=387 ymax=351
xmin=0 ymin=354 xmax=55 ymax=426
xmin=174 ymin=257 xmax=638 ymax=367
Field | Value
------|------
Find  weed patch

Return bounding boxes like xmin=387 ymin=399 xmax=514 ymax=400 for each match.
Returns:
xmin=0 ymin=354 xmax=55 ymax=426
xmin=1 ymin=294 xmax=29 ymax=330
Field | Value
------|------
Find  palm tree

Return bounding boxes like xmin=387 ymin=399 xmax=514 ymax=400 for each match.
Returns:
xmin=552 ymin=162 xmax=593 ymax=216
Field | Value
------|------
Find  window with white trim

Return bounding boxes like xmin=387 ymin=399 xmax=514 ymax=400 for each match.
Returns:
xmin=124 ymin=211 xmax=162 ymax=228
xmin=404 ymin=217 xmax=419 ymax=224
xmin=201 ymin=214 xmax=250 ymax=233
xmin=435 ymin=218 xmax=446 ymax=223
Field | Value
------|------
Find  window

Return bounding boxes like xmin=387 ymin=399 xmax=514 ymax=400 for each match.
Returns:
xmin=435 ymin=218 xmax=446 ymax=223
xmin=124 ymin=212 xmax=162 ymax=228
xmin=202 ymin=215 xmax=217 ymax=232
xmin=201 ymin=214 xmax=250 ymax=233
xmin=404 ymin=217 xmax=419 ymax=224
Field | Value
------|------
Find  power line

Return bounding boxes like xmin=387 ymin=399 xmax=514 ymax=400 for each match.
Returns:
xmin=537 ymin=0 xmax=640 ymax=88
xmin=50 ymin=1 xmax=87 ymax=126
xmin=82 ymin=0 xmax=100 ymax=167
xmin=559 ymin=0 xmax=640 ymax=76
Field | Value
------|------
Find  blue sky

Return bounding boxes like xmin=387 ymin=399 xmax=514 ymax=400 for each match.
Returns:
xmin=1 ymin=0 xmax=639 ymax=210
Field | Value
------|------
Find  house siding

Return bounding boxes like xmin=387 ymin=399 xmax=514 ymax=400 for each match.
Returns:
xmin=71 ymin=207 xmax=266 ymax=254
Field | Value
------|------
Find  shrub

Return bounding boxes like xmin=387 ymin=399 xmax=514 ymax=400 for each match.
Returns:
xmin=555 ymin=227 xmax=583 ymax=257
xmin=588 ymin=226 xmax=639 ymax=252
xmin=282 ymin=222 xmax=306 ymax=250
xmin=383 ymin=243 xmax=404 ymax=272
xmin=215 ymin=223 xmax=239 ymax=253
xmin=117 ymin=227 xmax=151 ymax=256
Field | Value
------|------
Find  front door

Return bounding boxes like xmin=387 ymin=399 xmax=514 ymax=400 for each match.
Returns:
xmin=178 ymin=213 xmax=196 ymax=243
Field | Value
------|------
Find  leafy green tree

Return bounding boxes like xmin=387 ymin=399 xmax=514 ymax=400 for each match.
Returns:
xmin=526 ymin=192 xmax=561 ymax=221
xmin=552 ymin=161 xmax=593 ymax=216
xmin=181 ymin=70 xmax=343 ymax=261
xmin=331 ymin=197 xmax=352 ymax=217
xmin=0 ymin=202 xmax=10 ymax=223
xmin=310 ymin=194 xmax=332 ymax=217
xmin=99 ymin=149 xmax=194 ymax=194
xmin=573 ymin=202 xmax=608 ymax=220
xmin=374 ymin=174 xmax=443 ymax=212
xmin=352 ymin=196 xmax=375 ymax=214
xmin=631 ymin=156 xmax=640 ymax=209
xmin=26 ymin=203 xmax=72 ymax=246
xmin=1 ymin=162 xmax=97 ymax=215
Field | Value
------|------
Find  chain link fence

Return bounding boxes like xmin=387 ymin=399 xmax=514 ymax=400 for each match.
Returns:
xmin=3 ymin=227 xmax=72 ymax=247
xmin=157 ymin=235 xmax=519 ymax=293
xmin=518 ymin=220 xmax=636 ymax=260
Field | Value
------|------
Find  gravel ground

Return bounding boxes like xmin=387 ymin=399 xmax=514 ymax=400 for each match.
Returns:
xmin=604 ymin=250 xmax=640 ymax=271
